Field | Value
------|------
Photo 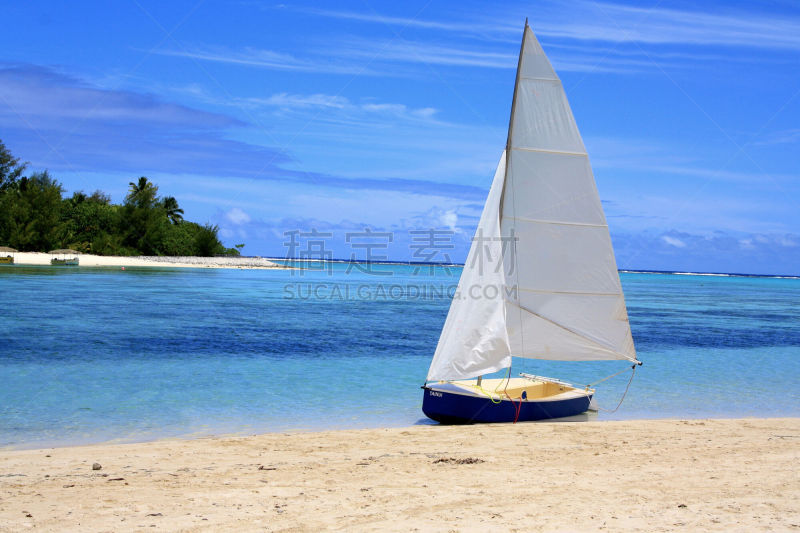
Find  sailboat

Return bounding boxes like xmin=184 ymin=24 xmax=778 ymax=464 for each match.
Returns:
xmin=422 ymin=21 xmax=641 ymax=424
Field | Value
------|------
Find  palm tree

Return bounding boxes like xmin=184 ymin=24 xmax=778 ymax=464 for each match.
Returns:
xmin=162 ymin=196 xmax=184 ymax=225
xmin=0 ymin=139 xmax=27 ymax=192
xmin=126 ymin=176 xmax=158 ymax=209
xmin=128 ymin=176 xmax=149 ymax=195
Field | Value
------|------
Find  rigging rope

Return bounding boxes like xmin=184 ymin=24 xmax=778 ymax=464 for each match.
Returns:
xmin=474 ymin=383 xmax=503 ymax=404
xmin=587 ymin=364 xmax=637 ymax=388
xmin=500 ymin=367 xmax=522 ymax=423
xmin=591 ymin=364 xmax=638 ymax=414
xmin=472 ymin=367 xmax=513 ymax=404
xmin=470 ymin=368 xmax=523 ymax=421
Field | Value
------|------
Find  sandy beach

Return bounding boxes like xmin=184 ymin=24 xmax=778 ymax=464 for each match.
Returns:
xmin=0 ymin=418 xmax=797 ymax=532
xmin=6 ymin=252 xmax=284 ymax=270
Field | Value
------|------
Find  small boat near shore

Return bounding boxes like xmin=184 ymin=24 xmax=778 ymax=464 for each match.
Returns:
xmin=48 ymin=249 xmax=80 ymax=266
xmin=422 ymin=21 xmax=641 ymax=424
xmin=50 ymin=257 xmax=80 ymax=266
xmin=424 ymin=375 xmax=597 ymax=424
xmin=0 ymin=246 xmax=15 ymax=264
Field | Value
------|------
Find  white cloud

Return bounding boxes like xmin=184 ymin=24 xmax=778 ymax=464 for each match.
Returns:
xmin=755 ymin=129 xmax=800 ymax=146
xmin=150 ymin=46 xmax=371 ymax=75
xmin=537 ymin=1 xmax=800 ymax=51
xmin=780 ymin=235 xmax=799 ymax=247
xmin=613 ymin=230 xmax=800 ymax=274
xmin=289 ymin=1 xmax=800 ymax=67
xmin=296 ymin=3 xmax=800 ymax=51
xmin=629 ymin=164 xmax=793 ymax=185
xmin=257 ymin=93 xmax=349 ymax=109
xmin=150 ymin=3 xmax=800 ymax=85
xmin=291 ymin=7 xmax=513 ymax=36
xmin=661 ymin=235 xmax=686 ymax=248
xmin=238 ymin=92 xmax=440 ymax=123
xmin=412 ymin=107 xmax=437 ymax=119
xmin=360 ymin=103 xmax=405 ymax=113
xmin=293 ymin=3 xmax=800 ymax=76
xmin=226 ymin=207 xmax=251 ymax=225
xmin=587 ymin=136 xmax=796 ymax=186
xmin=337 ymin=39 xmax=515 ymax=69
xmin=440 ymin=210 xmax=458 ymax=231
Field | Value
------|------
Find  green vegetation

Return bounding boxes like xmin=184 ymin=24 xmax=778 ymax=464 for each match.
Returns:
xmin=0 ymin=140 xmax=239 ymax=256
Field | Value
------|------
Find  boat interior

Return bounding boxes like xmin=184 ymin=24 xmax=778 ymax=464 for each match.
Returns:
xmin=443 ymin=377 xmax=589 ymax=400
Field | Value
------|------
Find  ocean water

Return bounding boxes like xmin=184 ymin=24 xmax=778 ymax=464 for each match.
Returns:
xmin=1 ymin=263 xmax=798 ymax=449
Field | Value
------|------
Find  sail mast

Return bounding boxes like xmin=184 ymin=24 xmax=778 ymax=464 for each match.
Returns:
xmin=504 ymin=19 xmax=528 ymax=185
xmin=502 ymin=20 xmax=530 ymax=364
xmin=500 ymin=19 xmax=529 ymax=224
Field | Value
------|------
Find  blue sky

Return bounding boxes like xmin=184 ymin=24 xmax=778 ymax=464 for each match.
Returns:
xmin=1 ymin=1 xmax=798 ymax=274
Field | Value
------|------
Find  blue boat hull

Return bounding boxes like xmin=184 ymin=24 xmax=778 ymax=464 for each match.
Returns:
xmin=422 ymin=385 xmax=593 ymax=424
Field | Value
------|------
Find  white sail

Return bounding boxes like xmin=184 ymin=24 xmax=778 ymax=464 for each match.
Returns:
xmin=426 ymin=24 xmax=636 ymax=382
xmin=427 ymin=152 xmax=512 ymax=381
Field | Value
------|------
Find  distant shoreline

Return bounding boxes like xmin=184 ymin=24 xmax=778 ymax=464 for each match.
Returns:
xmin=617 ymin=269 xmax=800 ymax=280
xmin=5 ymin=252 xmax=287 ymax=270
xmin=268 ymin=257 xmax=464 ymax=268
xmin=3 ymin=253 xmax=797 ymax=278
xmin=269 ymin=258 xmax=799 ymax=279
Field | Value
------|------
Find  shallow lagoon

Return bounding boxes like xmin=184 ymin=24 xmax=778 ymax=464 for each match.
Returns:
xmin=1 ymin=263 xmax=798 ymax=448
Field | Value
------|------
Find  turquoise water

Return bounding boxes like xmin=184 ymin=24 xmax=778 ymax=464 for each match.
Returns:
xmin=1 ymin=264 xmax=798 ymax=449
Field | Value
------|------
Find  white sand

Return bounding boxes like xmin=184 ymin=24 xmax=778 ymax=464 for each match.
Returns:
xmin=8 ymin=252 xmax=285 ymax=269
xmin=0 ymin=418 xmax=797 ymax=531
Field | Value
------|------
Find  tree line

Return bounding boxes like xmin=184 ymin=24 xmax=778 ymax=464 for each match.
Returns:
xmin=0 ymin=140 xmax=238 ymax=256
